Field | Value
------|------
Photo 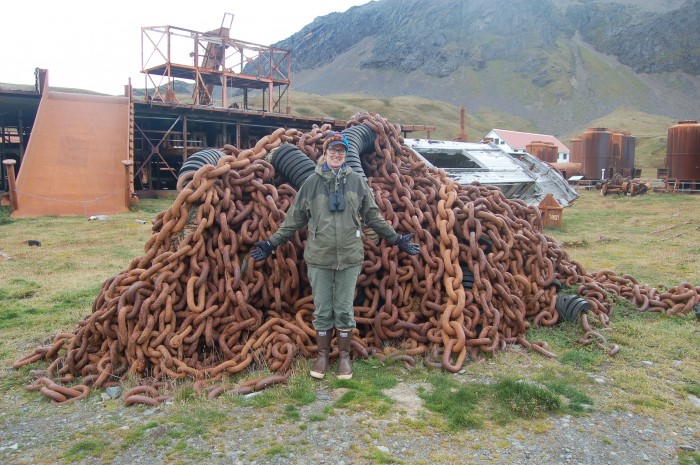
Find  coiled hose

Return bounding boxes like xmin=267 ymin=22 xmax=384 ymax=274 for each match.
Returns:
xmin=555 ymin=294 xmax=591 ymax=322
xmin=177 ymin=149 xmax=226 ymax=187
xmin=342 ymin=125 xmax=376 ymax=183
xmin=269 ymin=144 xmax=317 ymax=189
xmin=271 ymin=125 xmax=376 ymax=189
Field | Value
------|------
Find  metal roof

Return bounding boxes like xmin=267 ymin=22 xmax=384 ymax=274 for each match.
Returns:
xmin=491 ymin=129 xmax=570 ymax=154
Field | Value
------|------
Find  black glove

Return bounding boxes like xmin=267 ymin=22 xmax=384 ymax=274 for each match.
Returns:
xmin=395 ymin=233 xmax=420 ymax=255
xmin=251 ymin=240 xmax=275 ymax=262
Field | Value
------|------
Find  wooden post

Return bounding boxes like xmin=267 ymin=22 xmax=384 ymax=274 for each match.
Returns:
xmin=121 ymin=160 xmax=134 ymax=208
xmin=2 ymin=159 xmax=18 ymax=211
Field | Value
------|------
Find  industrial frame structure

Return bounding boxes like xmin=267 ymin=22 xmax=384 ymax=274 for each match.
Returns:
xmin=0 ymin=70 xmax=39 ymax=193
xmin=141 ymin=13 xmax=291 ymax=113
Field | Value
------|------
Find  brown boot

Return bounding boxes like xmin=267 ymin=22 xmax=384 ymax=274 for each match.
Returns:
xmin=310 ymin=329 xmax=332 ymax=379
xmin=337 ymin=330 xmax=353 ymax=380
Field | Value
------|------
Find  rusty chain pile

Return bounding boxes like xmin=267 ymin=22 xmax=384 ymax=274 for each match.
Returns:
xmin=14 ymin=113 xmax=700 ymax=404
xmin=600 ymin=174 xmax=651 ymax=196
xmin=578 ymin=270 xmax=699 ymax=316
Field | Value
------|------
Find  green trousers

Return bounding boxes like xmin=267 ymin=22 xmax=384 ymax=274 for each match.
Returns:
xmin=307 ymin=265 xmax=361 ymax=331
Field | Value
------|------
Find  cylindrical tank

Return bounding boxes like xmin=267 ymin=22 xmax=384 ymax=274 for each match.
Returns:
xmin=666 ymin=120 xmax=700 ymax=180
xmin=581 ymin=128 xmax=612 ymax=179
xmin=611 ymin=131 xmax=625 ymax=174
xmin=550 ymin=162 xmax=583 ymax=179
xmin=526 ymin=141 xmax=558 ymax=163
xmin=569 ymin=137 xmax=582 ymax=164
xmin=623 ymin=133 xmax=636 ymax=176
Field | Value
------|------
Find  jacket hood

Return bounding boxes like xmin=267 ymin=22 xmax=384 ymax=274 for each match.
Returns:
xmin=315 ymin=164 xmax=353 ymax=186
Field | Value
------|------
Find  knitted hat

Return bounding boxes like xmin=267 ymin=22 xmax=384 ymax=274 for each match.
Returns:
xmin=323 ymin=131 xmax=349 ymax=152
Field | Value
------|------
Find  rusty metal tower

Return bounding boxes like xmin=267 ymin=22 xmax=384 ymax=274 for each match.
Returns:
xmin=454 ymin=105 xmax=467 ymax=142
xmin=141 ymin=13 xmax=292 ymax=113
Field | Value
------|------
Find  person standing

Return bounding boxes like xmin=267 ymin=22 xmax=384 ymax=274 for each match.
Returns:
xmin=251 ymin=131 xmax=419 ymax=380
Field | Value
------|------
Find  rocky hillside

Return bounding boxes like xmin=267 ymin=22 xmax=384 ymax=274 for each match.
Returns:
xmin=273 ymin=0 xmax=700 ymax=135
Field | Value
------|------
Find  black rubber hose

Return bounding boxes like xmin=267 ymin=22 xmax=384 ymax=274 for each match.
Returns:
xmin=178 ymin=126 xmax=376 ymax=191
xmin=274 ymin=145 xmax=297 ymax=174
xmin=177 ymin=149 xmax=226 ymax=187
xmin=555 ymin=294 xmax=591 ymax=322
xmin=273 ymin=124 xmax=376 ymax=189
xmin=270 ymin=143 xmax=317 ymax=189
xmin=287 ymin=161 xmax=315 ymax=188
xmin=547 ymin=280 xmax=562 ymax=292
xmin=342 ymin=125 xmax=375 ymax=182
xmin=461 ymin=266 xmax=475 ymax=291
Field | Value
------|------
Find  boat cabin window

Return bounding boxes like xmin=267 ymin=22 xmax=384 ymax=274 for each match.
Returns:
xmin=416 ymin=150 xmax=482 ymax=169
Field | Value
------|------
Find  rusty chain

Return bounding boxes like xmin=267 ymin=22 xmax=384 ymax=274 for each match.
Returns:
xmin=14 ymin=113 xmax=700 ymax=404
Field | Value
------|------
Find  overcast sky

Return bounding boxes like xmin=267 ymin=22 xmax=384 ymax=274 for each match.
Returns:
xmin=1 ymin=0 xmax=372 ymax=95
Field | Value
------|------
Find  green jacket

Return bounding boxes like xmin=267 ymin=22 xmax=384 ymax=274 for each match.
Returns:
xmin=269 ymin=164 xmax=400 ymax=270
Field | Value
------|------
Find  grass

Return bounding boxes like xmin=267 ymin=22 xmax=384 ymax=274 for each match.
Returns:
xmin=492 ymin=378 xmax=561 ymax=419
xmin=263 ymin=443 xmax=293 ymax=458
xmin=546 ymin=190 xmax=700 ymax=286
xmin=679 ymin=452 xmax=700 ymax=465
xmin=0 ymin=199 xmax=161 ymax=361
xmin=61 ymin=439 xmax=108 ymax=462
xmin=330 ymin=359 xmax=398 ymax=415
xmin=417 ymin=373 xmax=485 ymax=430
xmin=686 ymin=382 xmax=700 ymax=397
xmin=363 ymin=446 xmax=406 ymax=464
xmin=416 ymin=372 xmax=590 ymax=430
xmin=165 ymin=408 xmax=227 ymax=439
xmin=121 ymin=420 xmax=160 ymax=449
xmin=577 ymin=47 xmax=654 ymax=110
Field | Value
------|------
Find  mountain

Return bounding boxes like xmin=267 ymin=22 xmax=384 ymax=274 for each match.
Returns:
xmin=273 ymin=0 xmax=700 ymax=136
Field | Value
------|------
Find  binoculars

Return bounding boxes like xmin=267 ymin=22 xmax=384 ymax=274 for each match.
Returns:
xmin=328 ymin=189 xmax=346 ymax=211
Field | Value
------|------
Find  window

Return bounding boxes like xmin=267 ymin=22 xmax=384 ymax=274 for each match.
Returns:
xmin=417 ymin=150 xmax=482 ymax=168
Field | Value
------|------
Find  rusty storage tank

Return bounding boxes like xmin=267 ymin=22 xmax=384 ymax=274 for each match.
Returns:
xmin=611 ymin=131 xmax=625 ymax=174
xmin=666 ymin=120 xmax=700 ymax=180
xmin=623 ymin=132 xmax=636 ymax=176
xmin=550 ymin=162 xmax=583 ymax=179
xmin=581 ymin=128 xmax=612 ymax=179
xmin=610 ymin=131 xmax=636 ymax=176
xmin=569 ymin=137 xmax=582 ymax=164
xmin=526 ymin=141 xmax=558 ymax=163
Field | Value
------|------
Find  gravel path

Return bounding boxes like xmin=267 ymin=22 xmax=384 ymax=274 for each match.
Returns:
xmin=1 ymin=378 xmax=698 ymax=465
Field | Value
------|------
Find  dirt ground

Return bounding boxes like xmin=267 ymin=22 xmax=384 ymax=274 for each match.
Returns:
xmin=1 ymin=367 xmax=698 ymax=465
